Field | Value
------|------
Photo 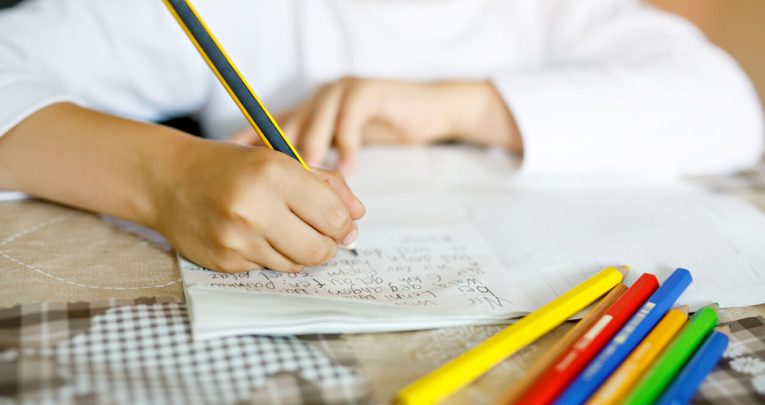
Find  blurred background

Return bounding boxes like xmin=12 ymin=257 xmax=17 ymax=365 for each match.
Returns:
xmin=0 ymin=0 xmax=762 ymax=116
xmin=649 ymin=0 xmax=765 ymax=113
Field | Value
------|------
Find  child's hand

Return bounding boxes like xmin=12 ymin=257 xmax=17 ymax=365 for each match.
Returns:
xmin=152 ymin=140 xmax=365 ymax=273
xmin=228 ymin=79 xmax=521 ymax=173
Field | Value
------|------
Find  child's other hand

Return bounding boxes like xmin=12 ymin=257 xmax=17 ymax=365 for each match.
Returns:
xmin=153 ymin=141 xmax=365 ymax=273
xmin=228 ymin=79 xmax=522 ymax=173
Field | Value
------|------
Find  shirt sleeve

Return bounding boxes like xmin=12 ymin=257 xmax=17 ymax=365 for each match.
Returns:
xmin=0 ymin=0 xmax=212 ymax=137
xmin=493 ymin=0 xmax=764 ymax=177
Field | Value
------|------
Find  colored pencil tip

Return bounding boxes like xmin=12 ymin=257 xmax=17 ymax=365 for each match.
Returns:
xmin=678 ymin=304 xmax=690 ymax=314
xmin=615 ymin=265 xmax=630 ymax=278
xmin=351 ymin=248 xmax=359 ymax=256
xmin=716 ymin=325 xmax=732 ymax=337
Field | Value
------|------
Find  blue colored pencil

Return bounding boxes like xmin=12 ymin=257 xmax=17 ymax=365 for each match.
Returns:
xmin=553 ymin=268 xmax=693 ymax=404
xmin=655 ymin=329 xmax=730 ymax=405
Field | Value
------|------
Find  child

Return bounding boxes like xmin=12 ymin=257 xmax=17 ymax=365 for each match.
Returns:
xmin=0 ymin=0 xmax=762 ymax=273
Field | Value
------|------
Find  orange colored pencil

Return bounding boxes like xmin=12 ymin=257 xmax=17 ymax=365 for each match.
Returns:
xmin=587 ymin=306 xmax=689 ymax=405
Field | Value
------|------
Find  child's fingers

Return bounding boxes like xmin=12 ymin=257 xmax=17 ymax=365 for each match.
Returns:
xmin=206 ymin=254 xmax=262 ymax=274
xmin=241 ymin=238 xmax=304 ymax=273
xmin=299 ymin=84 xmax=345 ymax=167
xmin=363 ymin=119 xmax=404 ymax=144
xmin=279 ymin=106 xmax=307 ymax=146
xmin=313 ymin=169 xmax=365 ymax=220
xmin=266 ymin=212 xmax=338 ymax=267
xmin=335 ymin=87 xmax=370 ymax=174
xmin=287 ymin=179 xmax=355 ymax=243
xmin=273 ymin=109 xmax=293 ymax=125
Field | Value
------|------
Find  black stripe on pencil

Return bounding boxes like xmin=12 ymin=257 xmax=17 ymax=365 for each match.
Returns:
xmin=164 ymin=0 xmax=307 ymax=167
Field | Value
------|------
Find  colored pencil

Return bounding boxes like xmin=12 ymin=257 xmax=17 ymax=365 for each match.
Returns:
xmin=554 ymin=268 xmax=693 ymax=405
xmin=396 ymin=266 xmax=628 ymax=405
xmin=655 ymin=327 xmax=730 ymax=405
xmin=623 ymin=305 xmax=719 ymax=405
xmin=515 ymin=273 xmax=659 ymax=405
xmin=587 ymin=306 xmax=689 ymax=405
xmin=495 ymin=284 xmax=629 ymax=405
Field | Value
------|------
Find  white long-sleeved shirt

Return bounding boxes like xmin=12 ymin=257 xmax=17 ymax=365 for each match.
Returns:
xmin=0 ymin=0 xmax=762 ymax=176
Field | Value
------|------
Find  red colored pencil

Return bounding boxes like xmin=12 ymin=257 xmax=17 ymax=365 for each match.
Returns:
xmin=512 ymin=273 xmax=659 ymax=405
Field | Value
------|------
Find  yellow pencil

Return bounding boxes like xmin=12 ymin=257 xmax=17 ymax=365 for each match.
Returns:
xmin=495 ymin=284 xmax=629 ymax=405
xmin=586 ymin=305 xmax=690 ymax=405
xmin=163 ymin=0 xmax=308 ymax=168
xmin=396 ymin=266 xmax=628 ymax=405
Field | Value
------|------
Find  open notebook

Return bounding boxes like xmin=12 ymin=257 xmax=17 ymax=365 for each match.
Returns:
xmin=180 ymin=147 xmax=765 ymax=339
xmin=181 ymin=213 xmax=535 ymax=338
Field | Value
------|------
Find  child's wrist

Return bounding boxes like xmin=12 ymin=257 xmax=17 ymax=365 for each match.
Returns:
xmin=439 ymin=81 xmax=522 ymax=152
xmin=434 ymin=81 xmax=495 ymax=142
xmin=139 ymin=129 xmax=202 ymax=231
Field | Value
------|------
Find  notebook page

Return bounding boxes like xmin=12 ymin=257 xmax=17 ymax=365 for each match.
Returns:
xmin=181 ymin=212 xmax=536 ymax=316
xmin=349 ymin=147 xmax=765 ymax=311
xmin=466 ymin=187 xmax=765 ymax=310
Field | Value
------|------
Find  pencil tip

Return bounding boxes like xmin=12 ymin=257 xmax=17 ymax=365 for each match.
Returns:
xmin=716 ymin=325 xmax=732 ymax=337
xmin=679 ymin=304 xmax=690 ymax=314
xmin=340 ymin=243 xmax=358 ymax=256
xmin=615 ymin=265 xmax=630 ymax=278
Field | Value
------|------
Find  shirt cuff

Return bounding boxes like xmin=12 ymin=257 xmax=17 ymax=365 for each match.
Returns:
xmin=0 ymin=77 xmax=81 ymax=136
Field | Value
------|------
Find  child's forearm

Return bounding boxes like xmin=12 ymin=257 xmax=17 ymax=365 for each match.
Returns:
xmin=0 ymin=103 xmax=365 ymax=273
xmin=0 ymin=103 xmax=189 ymax=228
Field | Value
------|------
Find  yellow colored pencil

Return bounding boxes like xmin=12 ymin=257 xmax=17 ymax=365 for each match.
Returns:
xmin=586 ymin=305 xmax=690 ymax=405
xmin=495 ymin=284 xmax=629 ymax=405
xmin=396 ymin=266 xmax=628 ymax=405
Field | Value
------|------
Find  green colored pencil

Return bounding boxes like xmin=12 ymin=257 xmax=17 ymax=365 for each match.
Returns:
xmin=623 ymin=304 xmax=719 ymax=405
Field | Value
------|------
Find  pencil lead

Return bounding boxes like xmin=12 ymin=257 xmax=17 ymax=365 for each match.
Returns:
xmin=341 ymin=242 xmax=358 ymax=256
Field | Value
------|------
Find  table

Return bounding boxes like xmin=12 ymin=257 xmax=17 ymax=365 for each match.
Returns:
xmin=2 ymin=157 xmax=765 ymax=404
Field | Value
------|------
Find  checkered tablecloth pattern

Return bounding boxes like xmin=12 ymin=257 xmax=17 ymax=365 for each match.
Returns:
xmin=0 ymin=298 xmax=368 ymax=404
xmin=695 ymin=316 xmax=765 ymax=404
xmin=1 ymin=299 xmax=764 ymax=404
